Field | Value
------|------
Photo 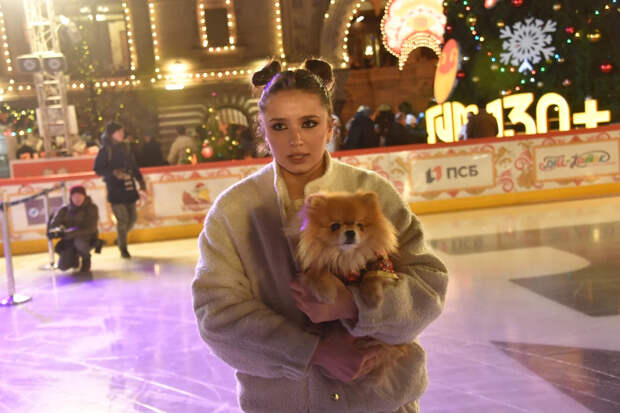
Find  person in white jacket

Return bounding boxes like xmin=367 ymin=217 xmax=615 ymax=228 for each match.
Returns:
xmin=192 ymin=58 xmax=449 ymax=413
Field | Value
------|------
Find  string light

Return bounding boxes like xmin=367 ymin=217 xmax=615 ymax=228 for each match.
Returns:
xmin=195 ymin=0 xmax=238 ymax=51
xmin=274 ymin=1 xmax=286 ymax=62
xmin=323 ymin=0 xmax=339 ymax=20
xmin=0 ymin=5 xmax=14 ymax=100
xmin=148 ymin=0 xmax=160 ymax=68
xmin=341 ymin=1 xmax=366 ymax=68
xmin=198 ymin=2 xmax=208 ymax=47
xmin=121 ymin=2 xmax=137 ymax=73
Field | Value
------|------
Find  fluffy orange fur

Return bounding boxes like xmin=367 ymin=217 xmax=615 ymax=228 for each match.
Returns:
xmin=295 ymin=191 xmax=409 ymax=384
xmin=296 ymin=191 xmax=398 ymax=307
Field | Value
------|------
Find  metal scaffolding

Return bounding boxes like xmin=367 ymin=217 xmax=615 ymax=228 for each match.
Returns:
xmin=23 ymin=0 xmax=71 ymax=156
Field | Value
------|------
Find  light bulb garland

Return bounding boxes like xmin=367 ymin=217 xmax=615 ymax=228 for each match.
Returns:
xmin=0 ymin=4 xmax=14 ymax=100
xmin=147 ymin=0 xmax=160 ymax=70
xmin=323 ymin=0 xmax=338 ymax=20
xmin=446 ymin=0 xmax=619 ymax=99
xmin=198 ymin=0 xmax=237 ymax=53
xmin=454 ymin=2 xmax=557 ymax=93
xmin=121 ymin=2 xmax=138 ymax=74
xmin=341 ymin=1 xmax=367 ymax=68
xmin=273 ymin=0 xmax=286 ymax=62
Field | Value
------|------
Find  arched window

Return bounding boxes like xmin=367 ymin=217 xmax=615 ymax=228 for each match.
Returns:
xmin=347 ymin=5 xmax=396 ymax=69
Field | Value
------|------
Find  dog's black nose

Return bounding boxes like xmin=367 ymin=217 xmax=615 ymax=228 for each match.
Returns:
xmin=345 ymin=230 xmax=356 ymax=244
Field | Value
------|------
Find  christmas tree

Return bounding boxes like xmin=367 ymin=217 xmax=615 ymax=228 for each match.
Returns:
xmin=445 ymin=0 xmax=620 ymax=123
xmin=191 ymin=115 xmax=243 ymax=163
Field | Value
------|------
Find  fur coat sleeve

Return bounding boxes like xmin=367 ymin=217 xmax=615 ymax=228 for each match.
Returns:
xmin=192 ymin=197 xmax=320 ymax=380
xmin=340 ymin=173 xmax=449 ymax=344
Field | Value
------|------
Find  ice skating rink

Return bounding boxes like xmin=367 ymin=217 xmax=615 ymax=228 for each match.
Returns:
xmin=1 ymin=196 xmax=619 ymax=413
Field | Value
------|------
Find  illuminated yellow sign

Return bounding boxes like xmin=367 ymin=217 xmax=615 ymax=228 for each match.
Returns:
xmin=425 ymin=92 xmax=611 ymax=144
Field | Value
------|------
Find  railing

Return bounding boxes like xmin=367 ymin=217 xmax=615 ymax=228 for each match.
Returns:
xmin=1 ymin=182 xmax=67 ymax=306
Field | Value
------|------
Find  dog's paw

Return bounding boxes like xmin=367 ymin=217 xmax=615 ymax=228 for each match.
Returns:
xmin=360 ymin=277 xmax=384 ymax=307
xmin=313 ymin=282 xmax=337 ymax=304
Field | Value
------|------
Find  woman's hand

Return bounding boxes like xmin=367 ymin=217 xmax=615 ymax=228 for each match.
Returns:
xmin=290 ymin=276 xmax=358 ymax=323
xmin=113 ymin=169 xmax=130 ymax=180
xmin=310 ymin=328 xmax=380 ymax=382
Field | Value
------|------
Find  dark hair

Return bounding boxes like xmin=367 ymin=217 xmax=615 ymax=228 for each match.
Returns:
xmin=101 ymin=121 xmax=123 ymax=145
xmin=176 ymin=125 xmax=186 ymax=135
xmin=69 ymin=185 xmax=86 ymax=196
xmin=251 ymin=59 xmax=334 ymax=115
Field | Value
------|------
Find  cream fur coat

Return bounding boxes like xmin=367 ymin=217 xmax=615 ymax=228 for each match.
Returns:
xmin=192 ymin=153 xmax=448 ymax=412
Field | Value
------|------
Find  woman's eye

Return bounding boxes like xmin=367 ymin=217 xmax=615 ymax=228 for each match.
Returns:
xmin=302 ymin=120 xmax=318 ymax=128
xmin=271 ymin=123 xmax=286 ymax=131
xmin=357 ymin=223 xmax=364 ymax=231
xmin=330 ymin=223 xmax=340 ymax=232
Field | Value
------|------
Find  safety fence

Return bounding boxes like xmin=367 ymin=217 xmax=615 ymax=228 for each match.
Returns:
xmin=1 ymin=182 xmax=67 ymax=306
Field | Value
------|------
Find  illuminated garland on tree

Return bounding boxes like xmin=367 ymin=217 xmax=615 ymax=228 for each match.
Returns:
xmin=445 ymin=0 xmax=619 ymax=121
xmin=0 ymin=104 xmax=37 ymax=137
xmin=187 ymin=115 xmax=243 ymax=164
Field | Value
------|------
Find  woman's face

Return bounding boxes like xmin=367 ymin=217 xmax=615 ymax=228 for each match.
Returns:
xmin=112 ymin=128 xmax=125 ymax=142
xmin=260 ymin=90 xmax=332 ymax=177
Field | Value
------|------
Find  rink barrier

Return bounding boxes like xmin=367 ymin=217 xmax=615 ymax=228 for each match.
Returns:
xmin=0 ymin=124 xmax=619 ymax=256
xmin=1 ymin=182 xmax=66 ymax=306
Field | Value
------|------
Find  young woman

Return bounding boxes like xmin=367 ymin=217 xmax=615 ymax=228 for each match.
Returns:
xmin=192 ymin=59 xmax=448 ymax=412
xmin=93 ymin=121 xmax=146 ymax=258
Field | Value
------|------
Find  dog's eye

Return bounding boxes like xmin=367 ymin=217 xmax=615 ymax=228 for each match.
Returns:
xmin=357 ymin=223 xmax=364 ymax=231
xmin=330 ymin=223 xmax=340 ymax=232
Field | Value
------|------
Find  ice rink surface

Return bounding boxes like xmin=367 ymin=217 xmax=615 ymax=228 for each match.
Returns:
xmin=1 ymin=196 xmax=619 ymax=412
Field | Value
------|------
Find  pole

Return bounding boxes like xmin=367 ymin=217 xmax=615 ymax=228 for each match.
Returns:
xmin=1 ymin=193 xmax=32 ymax=306
xmin=61 ymin=182 xmax=68 ymax=204
xmin=42 ymin=192 xmax=56 ymax=269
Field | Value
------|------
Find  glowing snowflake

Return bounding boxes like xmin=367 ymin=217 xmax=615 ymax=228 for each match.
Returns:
xmin=500 ymin=18 xmax=556 ymax=73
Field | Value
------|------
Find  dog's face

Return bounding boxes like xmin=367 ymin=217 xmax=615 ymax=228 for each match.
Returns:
xmin=300 ymin=191 xmax=395 ymax=255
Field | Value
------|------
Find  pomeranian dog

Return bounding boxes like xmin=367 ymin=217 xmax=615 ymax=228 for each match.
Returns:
xmin=295 ymin=190 xmax=400 ymax=307
xmin=294 ymin=190 xmax=410 ymax=385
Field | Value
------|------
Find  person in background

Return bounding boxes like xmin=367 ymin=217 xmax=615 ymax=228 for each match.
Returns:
xmin=167 ymin=125 xmax=195 ymax=165
xmin=137 ymin=133 xmax=166 ymax=167
xmin=406 ymin=114 xmax=428 ymax=144
xmin=16 ymin=135 xmax=36 ymax=159
xmin=466 ymin=101 xmax=499 ymax=138
xmin=325 ymin=113 xmax=342 ymax=153
xmin=343 ymin=105 xmax=378 ymax=149
xmin=385 ymin=112 xmax=411 ymax=146
xmin=47 ymin=185 xmax=99 ymax=273
xmin=93 ymin=121 xmax=146 ymax=259
xmin=458 ymin=111 xmax=475 ymax=141
xmin=374 ymin=104 xmax=394 ymax=146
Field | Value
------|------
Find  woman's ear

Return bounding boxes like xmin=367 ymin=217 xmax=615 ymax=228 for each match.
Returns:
xmin=325 ymin=115 xmax=335 ymax=145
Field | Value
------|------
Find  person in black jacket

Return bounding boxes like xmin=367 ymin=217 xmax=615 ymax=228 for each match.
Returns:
xmin=137 ymin=133 xmax=166 ymax=167
xmin=385 ymin=112 xmax=412 ymax=146
xmin=93 ymin=121 xmax=146 ymax=259
xmin=48 ymin=185 xmax=99 ymax=273
xmin=343 ymin=105 xmax=379 ymax=149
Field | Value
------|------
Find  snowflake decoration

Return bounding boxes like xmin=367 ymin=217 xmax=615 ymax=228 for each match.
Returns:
xmin=500 ymin=18 xmax=556 ymax=73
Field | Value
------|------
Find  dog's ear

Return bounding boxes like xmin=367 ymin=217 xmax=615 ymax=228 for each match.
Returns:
xmin=357 ymin=191 xmax=379 ymax=206
xmin=305 ymin=193 xmax=328 ymax=209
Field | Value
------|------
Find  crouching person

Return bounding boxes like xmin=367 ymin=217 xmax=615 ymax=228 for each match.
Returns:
xmin=48 ymin=185 xmax=99 ymax=273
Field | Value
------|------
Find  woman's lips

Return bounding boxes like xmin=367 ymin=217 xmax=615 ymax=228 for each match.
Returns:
xmin=288 ymin=154 xmax=309 ymax=163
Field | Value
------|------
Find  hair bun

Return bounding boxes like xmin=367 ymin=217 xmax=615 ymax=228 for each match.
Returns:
xmin=303 ymin=59 xmax=334 ymax=91
xmin=251 ymin=60 xmax=282 ymax=87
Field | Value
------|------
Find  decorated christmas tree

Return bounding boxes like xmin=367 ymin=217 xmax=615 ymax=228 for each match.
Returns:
xmin=191 ymin=115 xmax=243 ymax=163
xmin=445 ymin=0 xmax=620 ymax=123
xmin=0 ymin=104 xmax=37 ymax=138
